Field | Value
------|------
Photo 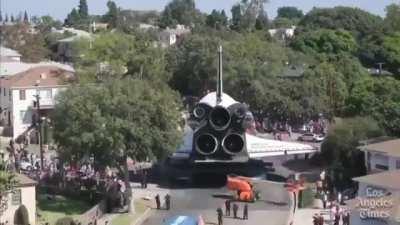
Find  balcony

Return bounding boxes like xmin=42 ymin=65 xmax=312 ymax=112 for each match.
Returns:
xmin=33 ymin=98 xmax=55 ymax=109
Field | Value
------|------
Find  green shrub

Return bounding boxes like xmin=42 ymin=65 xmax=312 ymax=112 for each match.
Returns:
xmin=299 ymin=188 xmax=314 ymax=208
xmin=55 ymin=217 xmax=76 ymax=225
xmin=15 ymin=205 xmax=29 ymax=225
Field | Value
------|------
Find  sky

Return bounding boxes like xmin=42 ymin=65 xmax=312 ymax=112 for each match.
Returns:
xmin=1 ymin=0 xmax=399 ymax=21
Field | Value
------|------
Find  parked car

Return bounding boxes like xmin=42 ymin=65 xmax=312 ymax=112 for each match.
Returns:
xmin=298 ymin=133 xmax=326 ymax=142
xmin=163 ymin=215 xmax=204 ymax=225
xmin=314 ymin=135 xmax=326 ymax=142
xmin=298 ymin=133 xmax=316 ymax=142
xmin=20 ymin=159 xmax=34 ymax=171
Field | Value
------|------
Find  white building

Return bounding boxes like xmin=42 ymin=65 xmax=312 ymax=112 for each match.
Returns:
xmin=348 ymin=170 xmax=400 ymax=225
xmin=0 ymin=66 xmax=74 ymax=140
xmin=0 ymin=173 xmax=37 ymax=225
xmin=0 ymin=46 xmax=21 ymax=62
xmin=268 ymin=26 xmax=296 ymax=40
xmin=158 ymin=24 xmax=190 ymax=48
xmin=359 ymin=139 xmax=400 ymax=173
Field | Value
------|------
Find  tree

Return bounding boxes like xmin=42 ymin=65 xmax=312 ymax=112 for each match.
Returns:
xmin=37 ymin=15 xmax=63 ymax=32
xmin=159 ymin=0 xmax=203 ymax=28
xmin=291 ymin=29 xmax=357 ymax=57
xmin=5 ymin=14 xmax=8 ymax=22
xmin=103 ymin=1 xmax=119 ymax=29
xmin=321 ymin=117 xmax=384 ymax=190
xmin=23 ymin=11 xmax=29 ymax=23
xmin=52 ymin=79 xmax=183 ymax=212
xmin=277 ymin=6 xmax=303 ymax=20
xmin=65 ymin=8 xmax=80 ymax=26
xmin=273 ymin=17 xmax=295 ymax=28
xmin=299 ymin=7 xmax=383 ymax=38
xmin=79 ymin=0 xmax=89 ymax=19
xmin=0 ymin=11 xmax=3 ymax=22
xmin=230 ymin=0 xmax=269 ymax=31
xmin=168 ymin=34 xmax=221 ymax=96
xmin=345 ymin=77 xmax=400 ymax=136
xmin=64 ymin=0 xmax=90 ymax=30
xmin=206 ymin=10 xmax=228 ymax=29
xmin=385 ymin=3 xmax=400 ymax=31
xmin=0 ymin=23 xmax=49 ymax=62
xmin=255 ymin=9 xmax=269 ymax=30
xmin=0 ymin=161 xmax=16 ymax=216
xmin=381 ymin=32 xmax=400 ymax=74
xmin=10 ymin=15 xmax=15 ymax=22
xmin=74 ymin=32 xmax=171 ymax=83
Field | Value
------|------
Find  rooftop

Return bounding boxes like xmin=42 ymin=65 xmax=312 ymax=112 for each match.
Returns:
xmin=0 ymin=61 xmax=74 ymax=77
xmin=55 ymin=27 xmax=92 ymax=43
xmin=14 ymin=173 xmax=37 ymax=187
xmin=353 ymin=170 xmax=400 ymax=190
xmin=359 ymin=139 xmax=400 ymax=157
xmin=279 ymin=65 xmax=305 ymax=78
xmin=368 ymin=68 xmax=393 ymax=76
xmin=0 ymin=46 xmax=21 ymax=57
xmin=0 ymin=66 xmax=74 ymax=88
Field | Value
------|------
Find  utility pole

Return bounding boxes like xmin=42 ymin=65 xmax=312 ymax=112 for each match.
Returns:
xmin=376 ymin=62 xmax=385 ymax=75
xmin=34 ymin=91 xmax=44 ymax=170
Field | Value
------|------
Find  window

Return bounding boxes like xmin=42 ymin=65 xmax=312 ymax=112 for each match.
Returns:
xmin=397 ymin=160 xmax=400 ymax=169
xmin=12 ymin=189 xmax=21 ymax=205
xmin=20 ymin=110 xmax=31 ymax=124
xmin=375 ymin=164 xmax=388 ymax=170
xmin=19 ymin=90 xmax=26 ymax=100
xmin=39 ymin=89 xmax=52 ymax=99
xmin=3 ymin=88 xmax=5 ymax=96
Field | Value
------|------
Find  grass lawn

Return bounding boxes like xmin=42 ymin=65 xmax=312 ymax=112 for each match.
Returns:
xmin=111 ymin=200 xmax=148 ymax=225
xmin=37 ymin=194 xmax=92 ymax=225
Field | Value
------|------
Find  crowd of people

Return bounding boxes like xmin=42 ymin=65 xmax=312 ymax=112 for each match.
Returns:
xmin=314 ymin=171 xmax=351 ymax=225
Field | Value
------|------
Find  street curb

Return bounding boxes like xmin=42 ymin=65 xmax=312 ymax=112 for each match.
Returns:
xmin=132 ymin=207 xmax=152 ymax=225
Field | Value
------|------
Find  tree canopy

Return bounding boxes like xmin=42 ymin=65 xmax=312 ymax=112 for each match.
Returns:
xmin=159 ymin=0 xmax=203 ymax=28
xmin=298 ymin=7 xmax=383 ymax=38
xmin=277 ymin=6 xmax=303 ymax=20
xmin=0 ymin=23 xmax=49 ymax=62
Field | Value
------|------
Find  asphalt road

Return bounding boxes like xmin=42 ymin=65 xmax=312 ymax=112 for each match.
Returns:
xmin=140 ymin=180 xmax=292 ymax=225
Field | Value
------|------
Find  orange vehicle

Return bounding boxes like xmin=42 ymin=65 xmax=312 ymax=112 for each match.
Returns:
xmin=226 ymin=175 xmax=255 ymax=202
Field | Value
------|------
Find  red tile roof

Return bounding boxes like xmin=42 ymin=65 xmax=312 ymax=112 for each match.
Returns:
xmin=0 ymin=66 xmax=74 ymax=88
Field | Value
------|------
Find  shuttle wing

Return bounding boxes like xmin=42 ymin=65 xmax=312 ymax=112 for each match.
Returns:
xmin=172 ymin=125 xmax=193 ymax=159
xmin=245 ymin=133 xmax=317 ymax=158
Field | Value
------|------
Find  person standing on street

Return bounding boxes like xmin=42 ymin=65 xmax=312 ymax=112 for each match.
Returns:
xmin=243 ymin=203 xmax=248 ymax=220
xmin=155 ymin=194 xmax=160 ymax=209
xmin=319 ymin=214 xmax=324 ymax=225
xmin=144 ymin=170 xmax=148 ymax=188
xmin=165 ymin=194 xmax=171 ymax=210
xmin=322 ymin=192 xmax=328 ymax=209
xmin=225 ymin=200 xmax=231 ymax=216
xmin=233 ymin=203 xmax=239 ymax=219
xmin=342 ymin=211 xmax=347 ymax=225
xmin=217 ymin=207 xmax=223 ymax=225
xmin=334 ymin=211 xmax=340 ymax=225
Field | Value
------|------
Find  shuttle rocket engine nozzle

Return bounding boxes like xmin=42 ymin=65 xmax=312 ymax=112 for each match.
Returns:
xmin=222 ymin=133 xmax=245 ymax=155
xmin=195 ymin=133 xmax=219 ymax=155
xmin=193 ymin=105 xmax=206 ymax=119
xmin=209 ymin=106 xmax=231 ymax=131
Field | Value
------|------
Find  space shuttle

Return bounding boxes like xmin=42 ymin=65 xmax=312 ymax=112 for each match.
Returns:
xmin=171 ymin=46 xmax=316 ymax=164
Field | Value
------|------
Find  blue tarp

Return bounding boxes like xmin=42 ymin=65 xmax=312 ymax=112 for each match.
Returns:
xmin=163 ymin=215 xmax=198 ymax=225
